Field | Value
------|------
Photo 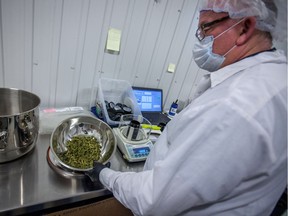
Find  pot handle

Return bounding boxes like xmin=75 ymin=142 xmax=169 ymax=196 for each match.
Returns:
xmin=0 ymin=131 xmax=8 ymax=150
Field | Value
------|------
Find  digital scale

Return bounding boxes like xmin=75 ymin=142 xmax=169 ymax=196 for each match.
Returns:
xmin=113 ymin=114 xmax=156 ymax=162
xmin=113 ymin=127 xmax=153 ymax=162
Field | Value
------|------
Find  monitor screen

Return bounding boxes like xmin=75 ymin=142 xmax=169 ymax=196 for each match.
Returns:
xmin=132 ymin=87 xmax=162 ymax=112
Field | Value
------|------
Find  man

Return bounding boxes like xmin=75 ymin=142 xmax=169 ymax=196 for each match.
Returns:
xmin=88 ymin=0 xmax=287 ymax=215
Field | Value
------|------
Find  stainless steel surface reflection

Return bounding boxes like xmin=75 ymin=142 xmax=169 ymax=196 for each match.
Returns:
xmin=0 ymin=147 xmax=38 ymax=208
xmin=0 ymin=134 xmax=144 ymax=215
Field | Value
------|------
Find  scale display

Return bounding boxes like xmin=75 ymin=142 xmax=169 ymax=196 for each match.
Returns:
xmin=133 ymin=147 xmax=150 ymax=154
xmin=125 ymin=142 xmax=153 ymax=161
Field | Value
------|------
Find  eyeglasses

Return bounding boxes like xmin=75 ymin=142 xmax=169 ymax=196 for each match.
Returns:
xmin=195 ymin=16 xmax=230 ymax=41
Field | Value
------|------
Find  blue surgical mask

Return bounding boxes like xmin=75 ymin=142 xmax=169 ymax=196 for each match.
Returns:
xmin=193 ymin=18 xmax=244 ymax=72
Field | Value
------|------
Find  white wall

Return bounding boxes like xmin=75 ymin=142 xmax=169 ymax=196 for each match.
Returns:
xmin=273 ymin=0 xmax=288 ymax=57
xmin=0 ymin=0 xmax=286 ymax=111
xmin=0 ymin=0 xmax=203 ymax=111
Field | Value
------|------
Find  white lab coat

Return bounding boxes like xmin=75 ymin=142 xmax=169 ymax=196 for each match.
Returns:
xmin=100 ymin=50 xmax=287 ymax=216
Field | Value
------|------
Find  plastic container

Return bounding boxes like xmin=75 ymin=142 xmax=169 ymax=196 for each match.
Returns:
xmin=97 ymin=78 xmax=141 ymax=126
xmin=39 ymin=107 xmax=95 ymax=134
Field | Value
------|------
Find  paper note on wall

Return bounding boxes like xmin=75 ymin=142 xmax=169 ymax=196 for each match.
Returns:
xmin=167 ymin=63 xmax=176 ymax=73
xmin=106 ymin=28 xmax=121 ymax=52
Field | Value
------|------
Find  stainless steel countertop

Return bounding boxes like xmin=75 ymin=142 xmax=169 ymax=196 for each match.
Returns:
xmin=0 ymin=134 xmax=144 ymax=215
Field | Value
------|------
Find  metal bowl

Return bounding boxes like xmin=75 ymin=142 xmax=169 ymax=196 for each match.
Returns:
xmin=50 ymin=116 xmax=117 ymax=172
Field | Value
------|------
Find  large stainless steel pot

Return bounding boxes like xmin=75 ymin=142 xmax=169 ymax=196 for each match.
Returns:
xmin=0 ymin=88 xmax=40 ymax=162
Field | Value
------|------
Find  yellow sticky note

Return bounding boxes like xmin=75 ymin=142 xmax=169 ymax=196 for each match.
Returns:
xmin=106 ymin=28 xmax=121 ymax=52
xmin=167 ymin=63 xmax=176 ymax=73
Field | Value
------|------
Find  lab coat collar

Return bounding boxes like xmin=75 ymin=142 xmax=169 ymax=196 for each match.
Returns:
xmin=210 ymin=49 xmax=287 ymax=88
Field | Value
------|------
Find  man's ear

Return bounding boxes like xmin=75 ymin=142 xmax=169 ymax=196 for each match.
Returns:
xmin=236 ymin=17 xmax=256 ymax=46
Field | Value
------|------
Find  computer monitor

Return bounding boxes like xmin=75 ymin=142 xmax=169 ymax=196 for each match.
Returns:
xmin=132 ymin=87 xmax=163 ymax=113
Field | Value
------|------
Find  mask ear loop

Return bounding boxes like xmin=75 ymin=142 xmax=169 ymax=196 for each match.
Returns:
xmin=215 ymin=18 xmax=246 ymax=57
xmin=223 ymin=44 xmax=237 ymax=57
xmin=214 ymin=18 xmax=246 ymax=40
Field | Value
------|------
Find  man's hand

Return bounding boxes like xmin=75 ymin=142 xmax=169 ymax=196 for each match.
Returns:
xmin=85 ymin=161 xmax=111 ymax=182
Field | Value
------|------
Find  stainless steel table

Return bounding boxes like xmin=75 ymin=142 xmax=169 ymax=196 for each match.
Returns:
xmin=0 ymin=134 xmax=144 ymax=215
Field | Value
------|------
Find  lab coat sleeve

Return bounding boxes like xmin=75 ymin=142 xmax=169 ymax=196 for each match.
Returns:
xmin=100 ymin=168 xmax=154 ymax=215
xmin=99 ymin=99 xmax=282 ymax=216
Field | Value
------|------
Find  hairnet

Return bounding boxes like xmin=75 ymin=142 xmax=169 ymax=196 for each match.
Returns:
xmin=198 ymin=0 xmax=278 ymax=37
